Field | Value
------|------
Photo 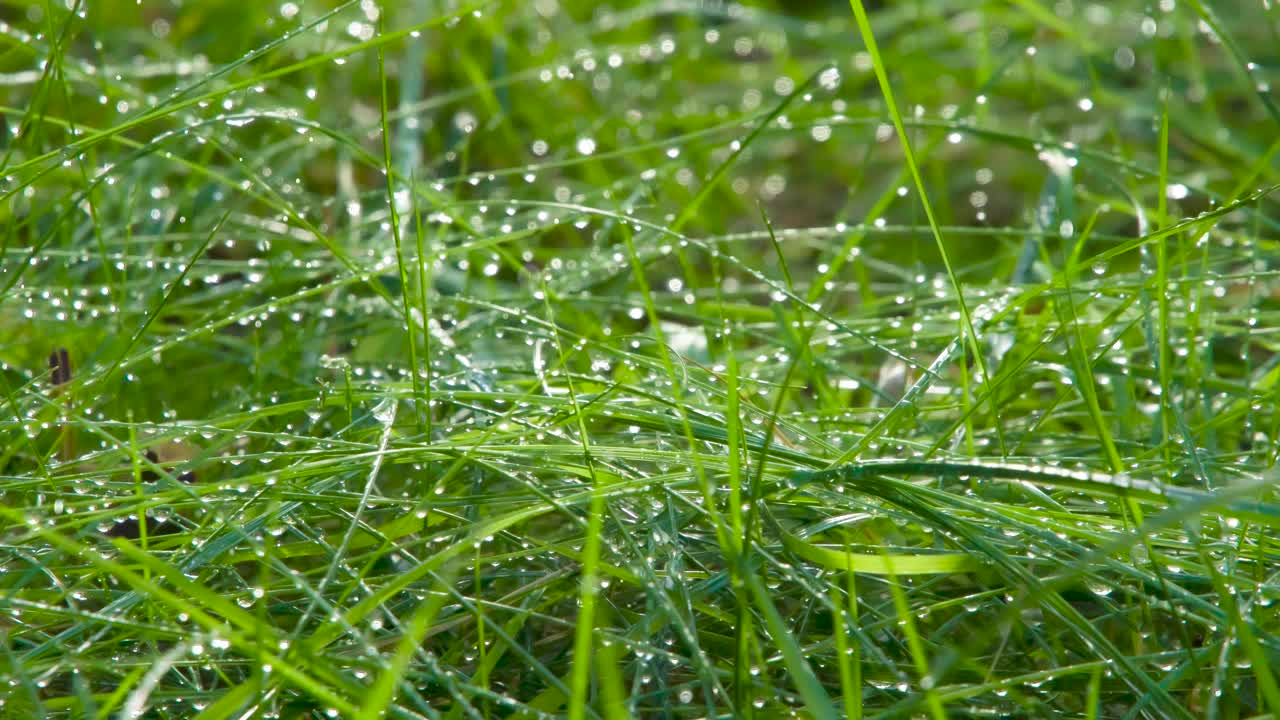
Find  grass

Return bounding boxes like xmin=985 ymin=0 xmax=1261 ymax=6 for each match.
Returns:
xmin=2 ymin=0 xmax=1279 ymax=717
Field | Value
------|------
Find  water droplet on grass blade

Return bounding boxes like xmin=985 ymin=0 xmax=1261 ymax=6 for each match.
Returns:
xmin=372 ymin=397 xmax=397 ymax=424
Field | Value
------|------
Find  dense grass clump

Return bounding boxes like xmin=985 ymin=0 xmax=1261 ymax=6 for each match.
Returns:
xmin=2 ymin=1 xmax=1279 ymax=717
